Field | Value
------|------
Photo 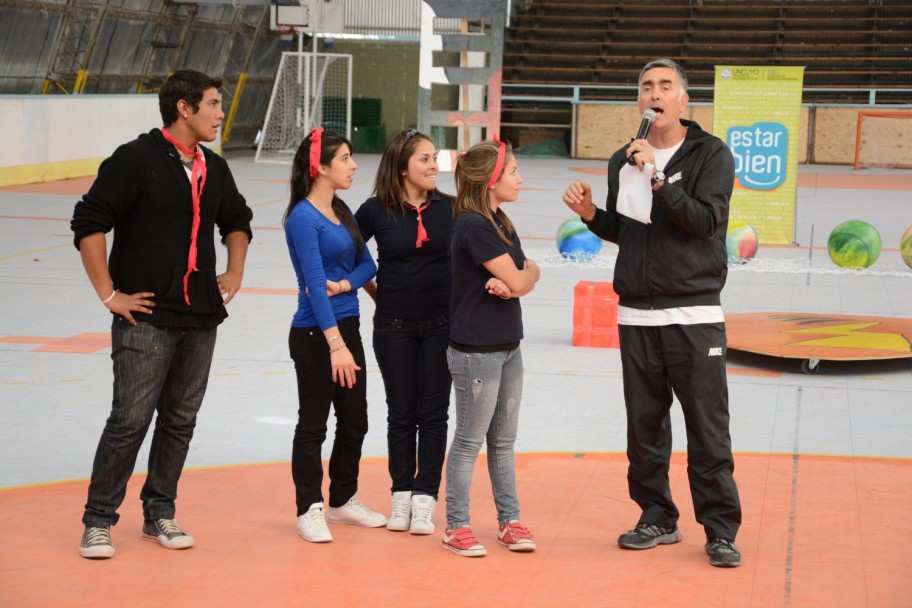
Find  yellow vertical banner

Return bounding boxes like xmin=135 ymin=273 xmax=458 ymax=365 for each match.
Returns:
xmin=713 ymin=66 xmax=804 ymax=245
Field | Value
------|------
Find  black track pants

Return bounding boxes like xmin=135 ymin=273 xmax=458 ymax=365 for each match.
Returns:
xmin=618 ymin=322 xmax=742 ymax=541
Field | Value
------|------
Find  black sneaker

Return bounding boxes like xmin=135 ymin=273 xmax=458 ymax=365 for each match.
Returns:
xmin=142 ymin=518 xmax=194 ymax=550
xmin=705 ymin=537 xmax=742 ymax=567
xmin=80 ymin=525 xmax=115 ymax=559
xmin=617 ymin=523 xmax=682 ymax=549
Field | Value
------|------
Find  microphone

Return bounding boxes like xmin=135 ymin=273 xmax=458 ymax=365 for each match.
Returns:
xmin=627 ymin=109 xmax=657 ymax=165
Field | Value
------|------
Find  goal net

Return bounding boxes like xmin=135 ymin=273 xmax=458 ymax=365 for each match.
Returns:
xmin=256 ymin=52 xmax=352 ymax=163
xmin=854 ymin=111 xmax=912 ymax=170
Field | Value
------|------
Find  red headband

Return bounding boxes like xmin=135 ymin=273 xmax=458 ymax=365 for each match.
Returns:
xmin=487 ymin=134 xmax=506 ymax=189
xmin=308 ymin=127 xmax=323 ymax=179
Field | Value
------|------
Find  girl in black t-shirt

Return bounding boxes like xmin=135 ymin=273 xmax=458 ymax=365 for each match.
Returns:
xmin=441 ymin=138 xmax=541 ymax=558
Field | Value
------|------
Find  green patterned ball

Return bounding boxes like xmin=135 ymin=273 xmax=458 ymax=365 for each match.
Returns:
xmin=827 ymin=220 xmax=881 ymax=268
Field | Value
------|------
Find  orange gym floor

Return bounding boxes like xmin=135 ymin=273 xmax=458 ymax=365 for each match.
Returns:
xmin=2 ymin=454 xmax=912 ymax=607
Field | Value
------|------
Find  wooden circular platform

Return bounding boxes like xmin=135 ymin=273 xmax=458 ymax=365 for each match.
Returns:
xmin=726 ymin=312 xmax=912 ymax=373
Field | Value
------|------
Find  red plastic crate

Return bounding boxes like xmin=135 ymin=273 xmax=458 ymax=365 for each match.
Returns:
xmin=572 ymin=281 xmax=619 ymax=348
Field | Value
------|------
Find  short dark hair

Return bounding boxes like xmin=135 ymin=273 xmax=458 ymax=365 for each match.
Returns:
xmin=159 ymin=70 xmax=223 ymax=126
xmin=638 ymin=59 xmax=688 ymax=94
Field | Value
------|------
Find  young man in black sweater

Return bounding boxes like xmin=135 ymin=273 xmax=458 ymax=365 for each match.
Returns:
xmin=71 ymin=70 xmax=253 ymax=559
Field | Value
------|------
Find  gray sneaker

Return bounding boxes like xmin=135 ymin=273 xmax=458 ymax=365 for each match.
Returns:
xmin=142 ymin=518 xmax=194 ymax=550
xmin=80 ymin=525 xmax=115 ymax=559
xmin=617 ymin=523 xmax=682 ymax=549
xmin=705 ymin=537 xmax=742 ymax=567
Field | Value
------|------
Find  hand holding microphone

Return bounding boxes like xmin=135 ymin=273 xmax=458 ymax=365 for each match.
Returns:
xmin=626 ymin=109 xmax=657 ymax=166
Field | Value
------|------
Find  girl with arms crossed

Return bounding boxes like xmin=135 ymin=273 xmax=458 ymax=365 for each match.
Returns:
xmin=442 ymin=138 xmax=540 ymax=557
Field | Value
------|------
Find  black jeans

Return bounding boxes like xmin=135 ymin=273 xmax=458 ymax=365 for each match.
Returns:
xmin=83 ymin=318 xmax=217 ymax=527
xmin=289 ymin=317 xmax=368 ymax=514
xmin=373 ymin=314 xmax=451 ymax=498
xmin=618 ymin=322 xmax=742 ymax=541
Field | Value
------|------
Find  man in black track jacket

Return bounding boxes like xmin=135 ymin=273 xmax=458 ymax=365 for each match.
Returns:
xmin=562 ymin=59 xmax=743 ymax=568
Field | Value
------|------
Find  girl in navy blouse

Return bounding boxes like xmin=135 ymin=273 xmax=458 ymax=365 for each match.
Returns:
xmin=355 ymin=130 xmax=454 ymax=536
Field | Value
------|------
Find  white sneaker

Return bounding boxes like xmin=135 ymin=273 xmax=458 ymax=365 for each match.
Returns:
xmin=387 ymin=491 xmax=412 ymax=531
xmin=409 ymin=494 xmax=436 ymax=535
xmin=297 ymin=502 xmax=333 ymax=543
xmin=327 ymin=496 xmax=388 ymax=528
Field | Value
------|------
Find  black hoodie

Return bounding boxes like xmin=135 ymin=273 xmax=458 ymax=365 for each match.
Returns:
xmin=71 ymin=129 xmax=253 ymax=327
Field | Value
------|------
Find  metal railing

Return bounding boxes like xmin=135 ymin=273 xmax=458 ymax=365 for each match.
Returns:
xmin=502 ymin=83 xmax=912 ymax=157
xmin=503 ymin=83 xmax=910 ymax=107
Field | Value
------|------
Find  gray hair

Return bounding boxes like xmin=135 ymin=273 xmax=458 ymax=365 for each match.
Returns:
xmin=638 ymin=59 xmax=689 ymax=95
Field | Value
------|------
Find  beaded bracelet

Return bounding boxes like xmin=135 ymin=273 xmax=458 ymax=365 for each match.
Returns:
xmin=329 ymin=343 xmax=347 ymax=354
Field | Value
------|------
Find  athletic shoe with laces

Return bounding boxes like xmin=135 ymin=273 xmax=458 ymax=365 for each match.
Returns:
xmin=617 ymin=523 xmax=682 ymax=549
xmin=297 ymin=502 xmax=333 ymax=543
xmin=442 ymin=526 xmax=487 ymax=557
xmin=80 ymin=525 xmax=115 ymax=559
xmin=705 ymin=537 xmax=742 ymax=567
xmin=498 ymin=520 xmax=536 ymax=552
xmin=327 ymin=495 xmax=388 ymax=527
xmin=142 ymin=518 xmax=194 ymax=550
xmin=387 ymin=491 xmax=412 ymax=532
xmin=409 ymin=494 xmax=436 ymax=535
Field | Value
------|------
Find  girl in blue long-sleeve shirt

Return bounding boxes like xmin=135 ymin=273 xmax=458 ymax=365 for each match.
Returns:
xmin=283 ymin=129 xmax=386 ymax=543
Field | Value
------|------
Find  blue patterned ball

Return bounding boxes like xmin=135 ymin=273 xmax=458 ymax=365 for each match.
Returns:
xmin=556 ymin=217 xmax=602 ymax=260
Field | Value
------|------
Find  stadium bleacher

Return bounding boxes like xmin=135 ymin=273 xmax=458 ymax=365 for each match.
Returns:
xmin=501 ymin=0 xmax=912 ymax=148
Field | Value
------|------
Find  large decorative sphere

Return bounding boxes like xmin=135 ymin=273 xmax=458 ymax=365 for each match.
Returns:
xmin=901 ymin=225 xmax=912 ymax=270
xmin=556 ymin=217 xmax=602 ymax=260
xmin=726 ymin=220 xmax=759 ymax=264
xmin=827 ymin=220 xmax=882 ymax=268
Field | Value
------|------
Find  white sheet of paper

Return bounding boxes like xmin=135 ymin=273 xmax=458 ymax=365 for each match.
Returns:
xmin=617 ymin=162 xmax=654 ymax=224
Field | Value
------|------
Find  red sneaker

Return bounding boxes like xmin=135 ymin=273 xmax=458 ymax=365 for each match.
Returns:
xmin=442 ymin=526 xmax=487 ymax=557
xmin=498 ymin=521 xmax=536 ymax=552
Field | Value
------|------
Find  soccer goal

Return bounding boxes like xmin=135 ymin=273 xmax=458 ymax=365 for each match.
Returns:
xmin=854 ymin=111 xmax=912 ymax=170
xmin=256 ymin=52 xmax=353 ymax=163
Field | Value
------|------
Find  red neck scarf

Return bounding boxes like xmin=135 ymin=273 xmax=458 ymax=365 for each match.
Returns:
xmin=409 ymin=200 xmax=432 ymax=248
xmin=161 ymin=127 xmax=208 ymax=306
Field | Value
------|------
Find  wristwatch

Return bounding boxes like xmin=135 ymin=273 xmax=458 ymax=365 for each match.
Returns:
xmin=650 ymin=170 xmax=666 ymax=187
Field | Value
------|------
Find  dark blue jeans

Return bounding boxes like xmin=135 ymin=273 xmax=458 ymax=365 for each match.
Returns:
xmin=373 ymin=314 xmax=451 ymax=499
xmin=82 ymin=318 xmax=217 ymax=527
xmin=289 ymin=317 xmax=368 ymax=514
